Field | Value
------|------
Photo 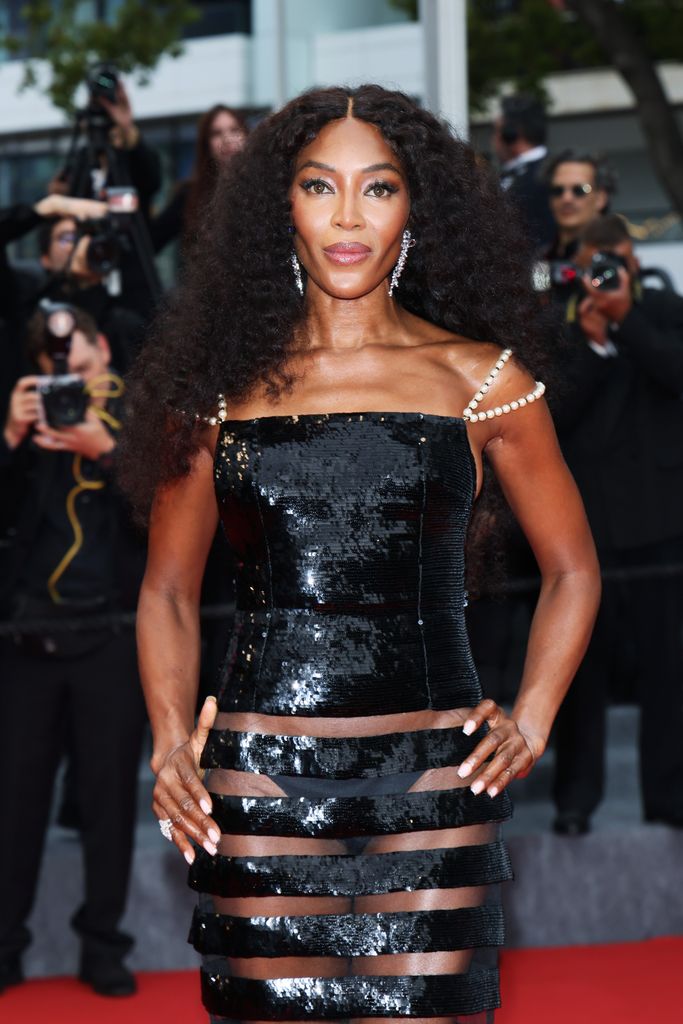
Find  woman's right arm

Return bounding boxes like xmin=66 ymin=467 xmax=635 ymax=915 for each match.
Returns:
xmin=137 ymin=438 xmax=221 ymax=863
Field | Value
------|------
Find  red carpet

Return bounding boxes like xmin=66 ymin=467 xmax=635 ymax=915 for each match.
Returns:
xmin=2 ymin=938 xmax=681 ymax=1023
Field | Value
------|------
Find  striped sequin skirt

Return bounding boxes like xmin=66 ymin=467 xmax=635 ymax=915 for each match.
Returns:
xmin=188 ymin=709 xmax=513 ymax=1023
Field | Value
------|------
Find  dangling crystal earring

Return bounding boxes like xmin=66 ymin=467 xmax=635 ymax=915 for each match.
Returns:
xmin=291 ymin=252 xmax=304 ymax=295
xmin=388 ymin=229 xmax=414 ymax=297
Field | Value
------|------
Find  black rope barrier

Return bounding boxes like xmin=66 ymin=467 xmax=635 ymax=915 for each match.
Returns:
xmin=1 ymin=562 xmax=682 ymax=638
xmin=0 ymin=602 xmax=236 ymax=638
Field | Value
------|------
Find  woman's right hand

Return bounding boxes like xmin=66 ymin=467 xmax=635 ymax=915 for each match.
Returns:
xmin=152 ymin=695 xmax=221 ymax=865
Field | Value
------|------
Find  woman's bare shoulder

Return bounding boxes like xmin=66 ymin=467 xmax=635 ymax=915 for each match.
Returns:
xmin=425 ymin=334 xmax=520 ymax=387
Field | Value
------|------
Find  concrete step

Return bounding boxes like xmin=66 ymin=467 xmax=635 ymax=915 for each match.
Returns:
xmin=504 ymin=823 xmax=683 ymax=947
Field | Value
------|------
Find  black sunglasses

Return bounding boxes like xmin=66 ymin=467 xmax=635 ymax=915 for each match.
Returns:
xmin=549 ymin=183 xmax=594 ymax=199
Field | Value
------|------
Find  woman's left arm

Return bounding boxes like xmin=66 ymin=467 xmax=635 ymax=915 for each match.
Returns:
xmin=458 ymin=381 xmax=601 ymax=797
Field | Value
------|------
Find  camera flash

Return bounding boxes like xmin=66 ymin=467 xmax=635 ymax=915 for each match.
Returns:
xmin=47 ymin=310 xmax=76 ymax=337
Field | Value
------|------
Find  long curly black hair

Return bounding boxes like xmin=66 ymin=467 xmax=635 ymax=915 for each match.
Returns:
xmin=119 ymin=84 xmax=555 ymax=579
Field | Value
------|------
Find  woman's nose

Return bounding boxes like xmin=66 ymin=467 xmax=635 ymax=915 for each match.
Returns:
xmin=332 ymin=190 xmax=365 ymax=231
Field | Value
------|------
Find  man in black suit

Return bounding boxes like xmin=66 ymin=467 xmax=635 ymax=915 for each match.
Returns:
xmin=0 ymin=306 xmax=146 ymax=995
xmin=551 ymin=214 xmax=683 ymax=834
xmin=493 ymin=93 xmax=555 ymax=249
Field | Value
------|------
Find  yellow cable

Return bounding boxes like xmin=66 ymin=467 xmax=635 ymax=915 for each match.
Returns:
xmin=92 ymin=405 xmax=122 ymax=430
xmin=46 ymin=371 xmax=125 ymax=604
xmin=47 ymin=456 xmax=106 ymax=604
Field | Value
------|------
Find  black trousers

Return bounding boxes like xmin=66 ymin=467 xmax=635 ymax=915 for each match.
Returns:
xmin=553 ymin=538 xmax=683 ymax=821
xmin=0 ymin=629 xmax=146 ymax=962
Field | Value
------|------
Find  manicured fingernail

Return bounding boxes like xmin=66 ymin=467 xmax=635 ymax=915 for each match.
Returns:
xmin=203 ymin=840 xmax=218 ymax=856
xmin=470 ymin=779 xmax=485 ymax=795
xmin=200 ymin=799 xmax=212 ymax=815
xmin=462 ymin=720 xmax=477 ymax=736
xmin=208 ymin=828 xmax=220 ymax=844
xmin=457 ymin=761 xmax=473 ymax=779
xmin=205 ymin=695 xmax=217 ymax=704
xmin=184 ymin=849 xmax=195 ymax=865
xmin=487 ymin=786 xmax=499 ymax=798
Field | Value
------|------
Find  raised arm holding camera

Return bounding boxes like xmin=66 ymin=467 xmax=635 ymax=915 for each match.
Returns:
xmin=4 ymin=306 xmax=117 ymax=459
xmin=0 ymin=304 xmax=146 ymax=997
xmin=49 ymin=66 xmax=162 ymax=319
xmin=0 ymin=193 xmax=145 ymax=386
xmin=551 ymin=214 xmax=683 ymax=836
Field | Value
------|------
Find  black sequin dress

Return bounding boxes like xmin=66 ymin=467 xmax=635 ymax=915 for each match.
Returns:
xmin=188 ymin=411 xmax=514 ymax=1023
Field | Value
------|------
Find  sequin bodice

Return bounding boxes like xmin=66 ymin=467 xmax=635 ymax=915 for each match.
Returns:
xmin=214 ymin=411 xmax=482 ymax=717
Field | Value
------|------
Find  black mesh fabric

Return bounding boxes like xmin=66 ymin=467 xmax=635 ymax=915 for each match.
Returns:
xmin=193 ymin=412 xmax=513 ymax=1023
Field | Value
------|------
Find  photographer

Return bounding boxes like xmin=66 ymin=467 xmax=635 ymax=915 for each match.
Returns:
xmin=0 ymin=194 xmax=145 ymax=383
xmin=51 ymin=74 xmax=160 ymax=220
xmin=0 ymin=194 xmax=107 ymax=381
xmin=551 ymin=214 xmax=683 ymax=835
xmin=0 ymin=305 xmax=146 ymax=996
xmin=38 ymin=209 xmax=146 ymax=372
xmin=50 ymin=69 xmax=162 ymax=319
xmin=493 ymin=93 xmax=555 ymax=249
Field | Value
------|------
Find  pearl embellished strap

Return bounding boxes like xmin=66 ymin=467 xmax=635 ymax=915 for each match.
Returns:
xmin=198 ymin=393 xmax=228 ymax=426
xmin=462 ymin=348 xmax=546 ymax=423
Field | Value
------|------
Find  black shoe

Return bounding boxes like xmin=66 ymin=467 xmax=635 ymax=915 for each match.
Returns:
xmin=0 ymin=954 xmax=24 ymax=993
xmin=78 ymin=954 xmax=136 ymax=997
xmin=552 ymin=811 xmax=590 ymax=836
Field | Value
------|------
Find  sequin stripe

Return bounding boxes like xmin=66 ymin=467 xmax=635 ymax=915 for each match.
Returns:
xmin=190 ymin=904 xmax=504 ymax=958
xmin=200 ymin=966 xmax=500 ymax=1019
xmin=207 ymin=1015 xmax=496 ymax=1024
xmin=209 ymin=788 xmax=512 ymax=837
xmin=200 ymin=723 xmax=487 ymax=776
xmin=189 ymin=840 xmax=512 ymax=898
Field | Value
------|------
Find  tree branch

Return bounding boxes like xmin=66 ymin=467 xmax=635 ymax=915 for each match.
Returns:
xmin=569 ymin=0 xmax=683 ymax=218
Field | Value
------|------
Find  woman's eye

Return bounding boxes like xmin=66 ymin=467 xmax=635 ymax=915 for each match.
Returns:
xmin=301 ymin=178 xmax=332 ymax=195
xmin=366 ymin=181 xmax=398 ymax=199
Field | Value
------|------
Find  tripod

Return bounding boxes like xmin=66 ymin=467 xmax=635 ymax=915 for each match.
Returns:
xmin=61 ymin=104 xmax=162 ymax=307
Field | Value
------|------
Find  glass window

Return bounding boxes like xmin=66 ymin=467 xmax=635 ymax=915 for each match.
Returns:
xmin=182 ymin=1 xmax=251 ymax=38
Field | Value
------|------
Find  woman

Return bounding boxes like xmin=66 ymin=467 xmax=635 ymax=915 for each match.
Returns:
xmin=120 ymin=85 xmax=600 ymax=1023
xmin=150 ymin=104 xmax=248 ymax=255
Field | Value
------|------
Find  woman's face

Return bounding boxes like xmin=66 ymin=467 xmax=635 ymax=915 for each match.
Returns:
xmin=289 ymin=116 xmax=410 ymax=300
xmin=209 ymin=109 xmax=246 ymax=163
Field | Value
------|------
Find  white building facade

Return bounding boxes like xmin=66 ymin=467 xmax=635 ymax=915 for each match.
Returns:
xmin=0 ymin=0 xmax=681 ymax=280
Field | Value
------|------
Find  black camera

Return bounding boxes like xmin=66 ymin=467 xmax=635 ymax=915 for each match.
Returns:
xmin=65 ymin=63 xmax=120 ymax=155
xmin=35 ymin=302 xmax=89 ymax=429
xmin=77 ymin=187 xmax=139 ymax=276
xmin=87 ymin=62 xmax=119 ymax=105
xmin=534 ymin=251 xmax=627 ymax=294
xmin=37 ymin=376 xmax=89 ymax=429
xmin=588 ymin=251 xmax=626 ymax=291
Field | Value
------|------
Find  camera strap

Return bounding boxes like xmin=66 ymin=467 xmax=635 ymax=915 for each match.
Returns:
xmin=46 ymin=371 xmax=124 ymax=603
xmin=86 ymin=371 xmax=124 ymax=431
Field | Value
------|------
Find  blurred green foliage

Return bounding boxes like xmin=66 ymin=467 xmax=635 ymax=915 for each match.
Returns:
xmin=2 ymin=0 xmax=200 ymax=114
xmin=389 ymin=0 xmax=683 ymax=112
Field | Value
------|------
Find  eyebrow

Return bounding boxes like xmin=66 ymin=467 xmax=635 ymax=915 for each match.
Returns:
xmin=296 ymin=159 xmax=404 ymax=176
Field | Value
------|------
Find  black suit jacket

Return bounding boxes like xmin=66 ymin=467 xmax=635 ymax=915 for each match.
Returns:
xmin=553 ymin=286 xmax=683 ymax=551
xmin=502 ymin=156 xmax=555 ymax=250
xmin=0 ymin=393 xmax=145 ymax=615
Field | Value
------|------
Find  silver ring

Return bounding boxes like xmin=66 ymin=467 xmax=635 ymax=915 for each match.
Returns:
xmin=159 ymin=818 xmax=173 ymax=842
xmin=503 ymin=768 xmax=514 ymax=777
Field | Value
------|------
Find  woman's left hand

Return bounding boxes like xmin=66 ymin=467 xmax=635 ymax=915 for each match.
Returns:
xmin=456 ymin=698 xmax=546 ymax=797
